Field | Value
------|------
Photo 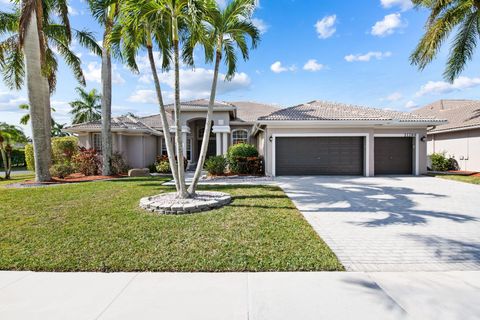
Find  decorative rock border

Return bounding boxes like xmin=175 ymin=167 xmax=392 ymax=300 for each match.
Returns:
xmin=139 ymin=191 xmax=232 ymax=215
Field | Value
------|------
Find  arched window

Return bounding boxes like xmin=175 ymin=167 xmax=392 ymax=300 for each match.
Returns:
xmin=232 ymin=129 xmax=249 ymax=145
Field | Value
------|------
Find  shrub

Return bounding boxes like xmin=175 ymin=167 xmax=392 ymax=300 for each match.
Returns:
xmin=0 ymin=149 xmax=25 ymax=167
xmin=25 ymin=144 xmax=34 ymax=171
xmin=148 ymin=163 xmax=157 ymax=173
xmin=50 ymin=161 xmax=76 ymax=179
xmin=155 ymin=158 xmax=171 ymax=173
xmin=430 ymin=152 xmax=457 ymax=171
xmin=73 ymin=148 xmax=101 ymax=176
xmin=52 ymin=137 xmax=78 ymax=163
xmin=110 ymin=152 xmax=129 ymax=175
xmin=227 ymin=143 xmax=259 ymax=174
xmin=204 ymin=156 xmax=227 ymax=176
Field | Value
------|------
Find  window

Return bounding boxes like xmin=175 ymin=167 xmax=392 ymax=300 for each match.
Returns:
xmin=232 ymin=130 xmax=248 ymax=145
xmin=93 ymin=133 xmax=102 ymax=152
xmin=186 ymin=133 xmax=192 ymax=160
xmin=161 ymin=138 xmax=168 ymax=156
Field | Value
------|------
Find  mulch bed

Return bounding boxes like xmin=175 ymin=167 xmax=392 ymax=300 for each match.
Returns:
xmin=5 ymin=173 xmax=127 ymax=188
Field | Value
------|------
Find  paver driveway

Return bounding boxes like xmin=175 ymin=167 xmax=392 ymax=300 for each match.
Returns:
xmin=277 ymin=176 xmax=480 ymax=272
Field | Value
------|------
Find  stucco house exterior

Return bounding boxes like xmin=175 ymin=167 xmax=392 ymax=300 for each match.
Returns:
xmin=66 ymin=99 xmax=445 ymax=176
xmin=414 ymin=99 xmax=480 ymax=172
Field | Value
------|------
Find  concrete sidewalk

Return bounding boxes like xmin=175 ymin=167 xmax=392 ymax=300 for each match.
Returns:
xmin=1 ymin=271 xmax=479 ymax=320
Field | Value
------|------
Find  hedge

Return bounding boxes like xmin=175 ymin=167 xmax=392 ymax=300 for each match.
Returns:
xmin=0 ymin=149 xmax=26 ymax=168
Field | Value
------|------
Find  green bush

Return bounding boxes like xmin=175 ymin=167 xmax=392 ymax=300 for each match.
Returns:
xmin=50 ymin=161 xmax=76 ymax=178
xmin=204 ymin=156 xmax=227 ymax=176
xmin=156 ymin=160 xmax=171 ymax=174
xmin=0 ymin=149 xmax=25 ymax=167
xmin=25 ymin=144 xmax=34 ymax=171
xmin=227 ymin=143 xmax=259 ymax=174
xmin=430 ymin=152 xmax=456 ymax=171
xmin=111 ymin=152 xmax=129 ymax=175
xmin=73 ymin=148 xmax=101 ymax=176
xmin=52 ymin=137 xmax=78 ymax=162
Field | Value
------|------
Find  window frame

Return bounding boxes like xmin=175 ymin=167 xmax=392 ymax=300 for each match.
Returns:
xmin=231 ymin=129 xmax=249 ymax=145
xmin=92 ymin=133 xmax=102 ymax=152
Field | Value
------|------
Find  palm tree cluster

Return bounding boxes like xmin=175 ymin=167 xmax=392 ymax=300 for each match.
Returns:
xmin=0 ymin=0 xmax=260 ymax=191
xmin=0 ymin=122 xmax=27 ymax=179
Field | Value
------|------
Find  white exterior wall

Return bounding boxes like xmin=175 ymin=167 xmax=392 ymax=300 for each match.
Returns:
xmin=428 ymin=128 xmax=480 ymax=171
xmin=262 ymin=126 xmax=428 ymax=176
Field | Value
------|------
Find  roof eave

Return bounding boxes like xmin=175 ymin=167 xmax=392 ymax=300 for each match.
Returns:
xmin=257 ymin=119 xmax=447 ymax=127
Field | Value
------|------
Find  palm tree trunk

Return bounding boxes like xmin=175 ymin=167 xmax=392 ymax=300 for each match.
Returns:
xmin=24 ymin=13 xmax=51 ymax=182
xmin=188 ymin=50 xmax=222 ymax=195
xmin=5 ymin=147 xmax=12 ymax=180
xmin=173 ymin=34 xmax=188 ymax=198
xmin=43 ymin=75 xmax=52 ymax=165
xmin=147 ymin=44 xmax=180 ymax=191
xmin=101 ymin=26 xmax=113 ymax=176
xmin=0 ymin=146 xmax=8 ymax=179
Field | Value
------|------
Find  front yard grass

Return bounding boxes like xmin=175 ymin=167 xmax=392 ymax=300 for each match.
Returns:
xmin=436 ymin=175 xmax=480 ymax=185
xmin=0 ymin=176 xmax=343 ymax=272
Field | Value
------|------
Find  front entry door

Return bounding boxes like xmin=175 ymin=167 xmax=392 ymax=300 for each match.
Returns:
xmin=197 ymin=140 xmax=217 ymax=160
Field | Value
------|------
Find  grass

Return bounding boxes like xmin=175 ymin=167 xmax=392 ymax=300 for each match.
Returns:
xmin=436 ymin=174 xmax=480 ymax=185
xmin=0 ymin=175 xmax=343 ymax=272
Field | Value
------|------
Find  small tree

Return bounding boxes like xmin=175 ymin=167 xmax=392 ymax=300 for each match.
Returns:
xmin=0 ymin=122 xmax=28 ymax=179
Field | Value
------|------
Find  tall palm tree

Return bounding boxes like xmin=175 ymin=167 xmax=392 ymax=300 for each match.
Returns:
xmin=0 ymin=122 xmax=27 ymax=179
xmin=89 ymin=0 xmax=119 ymax=175
xmin=69 ymin=87 xmax=102 ymax=124
xmin=188 ymin=0 xmax=259 ymax=194
xmin=109 ymin=0 xmax=181 ymax=191
xmin=18 ymin=103 xmax=56 ymax=126
xmin=0 ymin=1 xmax=101 ymax=182
xmin=410 ymin=0 xmax=480 ymax=82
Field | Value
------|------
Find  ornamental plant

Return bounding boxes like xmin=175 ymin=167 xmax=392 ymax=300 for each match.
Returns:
xmin=73 ymin=148 xmax=102 ymax=176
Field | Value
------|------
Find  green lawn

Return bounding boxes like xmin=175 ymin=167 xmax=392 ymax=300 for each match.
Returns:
xmin=437 ymin=175 xmax=480 ymax=185
xmin=0 ymin=175 xmax=343 ymax=272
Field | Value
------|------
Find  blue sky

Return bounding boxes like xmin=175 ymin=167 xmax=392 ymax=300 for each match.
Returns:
xmin=1 ymin=0 xmax=480 ymax=136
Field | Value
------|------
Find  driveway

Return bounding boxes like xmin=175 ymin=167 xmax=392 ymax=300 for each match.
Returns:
xmin=277 ymin=176 xmax=480 ymax=272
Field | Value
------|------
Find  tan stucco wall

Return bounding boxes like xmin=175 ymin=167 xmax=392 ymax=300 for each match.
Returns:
xmin=262 ymin=126 xmax=428 ymax=176
xmin=428 ymin=128 xmax=480 ymax=171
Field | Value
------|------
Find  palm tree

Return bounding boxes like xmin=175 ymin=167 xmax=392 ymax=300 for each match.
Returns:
xmin=109 ymin=0 xmax=180 ymax=192
xmin=188 ymin=0 xmax=259 ymax=194
xmin=89 ymin=0 xmax=119 ymax=175
xmin=410 ymin=0 xmax=480 ymax=82
xmin=69 ymin=87 xmax=102 ymax=124
xmin=51 ymin=122 xmax=70 ymax=137
xmin=0 ymin=122 xmax=27 ymax=179
xmin=18 ymin=103 xmax=56 ymax=126
xmin=0 ymin=1 xmax=101 ymax=182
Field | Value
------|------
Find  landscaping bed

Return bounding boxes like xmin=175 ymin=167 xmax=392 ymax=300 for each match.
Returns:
xmin=0 ymin=175 xmax=343 ymax=272
xmin=4 ymin=173 xmax=127 ymax=188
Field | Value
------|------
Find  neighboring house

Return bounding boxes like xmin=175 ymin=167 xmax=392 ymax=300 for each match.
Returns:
xmin=66 ymin=99 xmax=445 ymax=176
xmin=414 ymin=99 xmax=480 ymax=172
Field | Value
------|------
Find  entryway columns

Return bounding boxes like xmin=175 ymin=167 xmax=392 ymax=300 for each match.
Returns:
xmin=170 ymin=126 xmax=191 ymax=159
xmin=212 ymin=125 xmax=231 ymax=156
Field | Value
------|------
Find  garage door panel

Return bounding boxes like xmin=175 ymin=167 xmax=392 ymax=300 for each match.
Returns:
xmin=275 ymin=137 xmax=364 ymax=176
xmin=374 ymin=137 xmax=413 ymax=175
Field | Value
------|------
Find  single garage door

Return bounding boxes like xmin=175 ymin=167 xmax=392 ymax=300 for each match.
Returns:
xmin=374 ymin=137 xmax=413 ymax=175
xmin=275 ymin=137 xmax=364 ymax=176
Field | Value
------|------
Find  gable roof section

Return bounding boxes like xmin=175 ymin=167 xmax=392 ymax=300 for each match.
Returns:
xmin=230 ymin=101 xmax=280 ymax=123
xmin=66 ymin=116 xmax=160 ymax=134
xmin=164 ymin=99 xmax=236 ymax=111
xmin=259 ymin=100 xmax=444 ymax=125
xmin=413 ymin=99 xmax=480 ymax=133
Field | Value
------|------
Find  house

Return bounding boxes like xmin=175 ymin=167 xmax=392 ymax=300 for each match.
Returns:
xmin=66 ymin=99 xmax=445 ymax=176
xmin=413 ymin=99 xmax=480 ymax=172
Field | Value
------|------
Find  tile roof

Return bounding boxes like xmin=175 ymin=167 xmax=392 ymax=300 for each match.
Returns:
xmin=413 ymin=100 xmax=480 ymax=133
xmin=164 ymin=99 xmax=235 ymax=110
xmin=230 ymin=101 xmax=280 ymax=123
xmin=67 ymin=116 xmax=159 ymax=133
xmin=259 ymin=100 xmax=444 ymax=123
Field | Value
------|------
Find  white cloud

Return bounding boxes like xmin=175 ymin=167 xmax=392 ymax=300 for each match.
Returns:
xmin=67 ymin=5 xmax=79 ymax=16
xmin=345 ymin=51 xmax=392 ymax=62
xmin=0 ymin=92 xmax=28 ymax=112
xmin=315 ymin=15 xmax=337 ymax=39
xmin=303 ymin=59 xmax=324 ymax=72
xmin=415 ymin=76 xmax=480 ymax=97
xmin=404 ymin=100 xmax=418 ymax=109
xmin=129 ymin=67 xmax=251 ymax=103
xmin=252 ymin=18 xmax=268 ymax=34
xmin=380 ymin=0 xmax=413 ymax=11
xmin=371 ymin=13 xmax=405 ymax=37
xmin=83 ymin=62 xmax=125 ymax=85
xmin=385 ymin=92 xmax=403 ymax=102
xmin=270 ymin=61 xmax=296 ymax=73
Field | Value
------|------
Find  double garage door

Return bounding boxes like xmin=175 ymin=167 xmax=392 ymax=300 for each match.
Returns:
xmin=275 ymin=136 xmax=413 ymax=176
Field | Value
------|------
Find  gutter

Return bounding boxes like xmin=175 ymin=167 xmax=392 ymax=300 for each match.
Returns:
xmin=256 ymin=119 xmax=447 ymax=127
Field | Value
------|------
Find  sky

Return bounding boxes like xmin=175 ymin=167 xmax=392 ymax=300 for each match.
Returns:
xmin=1 ymin=0 xmax=480 ymax=137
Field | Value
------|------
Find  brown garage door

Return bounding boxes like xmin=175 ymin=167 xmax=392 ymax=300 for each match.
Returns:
xmin=275 ymin=137 xmax=364 ymax=176
xmin=374 ymin=137 xmax=413 ymax=175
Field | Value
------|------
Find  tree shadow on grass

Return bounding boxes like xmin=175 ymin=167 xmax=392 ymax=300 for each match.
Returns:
xmin=278 ymin=176 xmax=477 ymax=227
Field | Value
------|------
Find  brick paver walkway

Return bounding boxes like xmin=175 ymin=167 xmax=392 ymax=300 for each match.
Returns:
xmin=277 ymin=176 xmax=480 ymax=272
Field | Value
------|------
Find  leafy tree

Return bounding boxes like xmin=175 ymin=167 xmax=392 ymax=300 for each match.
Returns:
xmin=410 ymin=0 xmax=480 ymax=81
xmin=0 ymin=122 xmax=27 ymax=179
xmin=69 ymin=87 xmax=102 ymax=124
xmin=188 ymin=0 xmax=259 ymax=194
